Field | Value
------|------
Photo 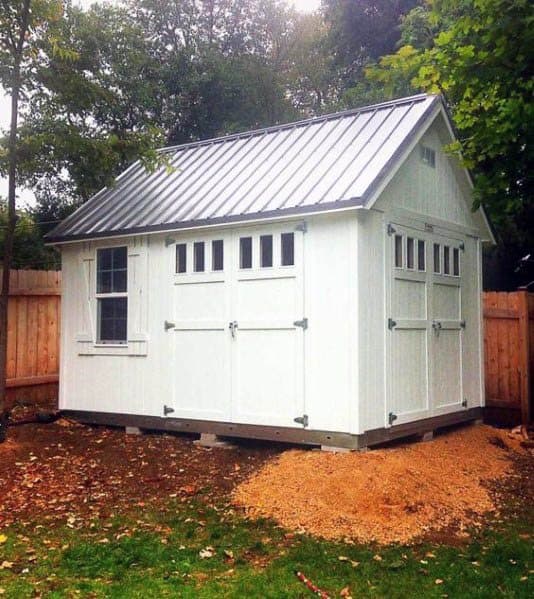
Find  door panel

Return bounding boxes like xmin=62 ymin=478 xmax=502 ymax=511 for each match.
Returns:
xmin=232 ymin=225 xmax=305 ymax=427
xmin=431 ymin=329 xmax=462 ymax=410
xmin=429 ymin=234 xmax=464 ymax=414
xmin=171 ymin=232 xmax=232 ymax=421
xmin=387 ymin=225 xmax=431 ymax=424
xmin=390 ymin=328 xmax=428 ymax=416
xmin=233 ymin=328 xmax=300 ymax=425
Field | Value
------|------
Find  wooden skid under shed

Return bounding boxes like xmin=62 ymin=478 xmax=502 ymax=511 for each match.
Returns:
xmin=62 ymin=408 xmax=482 ymax=450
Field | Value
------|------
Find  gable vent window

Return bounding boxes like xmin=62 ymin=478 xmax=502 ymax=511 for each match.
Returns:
xmin=96 ymin=247 xmax=127 ymax=344
xmin=420 ymin=145 xmax=436 ymax=168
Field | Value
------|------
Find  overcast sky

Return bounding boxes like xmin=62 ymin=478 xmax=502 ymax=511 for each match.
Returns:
xmin=0 ymin=0 xmax=321 ymax=206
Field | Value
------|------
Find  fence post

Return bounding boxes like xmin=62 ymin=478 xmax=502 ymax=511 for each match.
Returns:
xmin=517 ymin=290 xmax=531 ymax=424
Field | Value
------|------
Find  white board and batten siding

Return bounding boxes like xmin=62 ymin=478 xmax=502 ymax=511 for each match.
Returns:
xmin=59 ymin=213 xmax=359 ymax=434
xmin=54 ymin=94 xmax=493 ymax=445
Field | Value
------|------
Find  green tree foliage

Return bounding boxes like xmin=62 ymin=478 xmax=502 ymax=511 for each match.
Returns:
xmin=283 ymin=12 xmax=341 ymax=114
xmin=366 ymin=0 xmax=534 ymax=255
xmin=0 ymin=201 xmax=58 ymax=269
xmin=3 ymin=0 xmax=298 ymax=233
xmin=322 ymin=0 xmax=420 ymax=83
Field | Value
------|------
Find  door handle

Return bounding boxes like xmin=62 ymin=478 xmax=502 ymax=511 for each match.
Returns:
xmin=432 ymin=320 xmax=442 ymax=337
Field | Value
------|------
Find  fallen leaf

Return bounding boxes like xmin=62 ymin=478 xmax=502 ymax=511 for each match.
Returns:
xmin=0 ymin=562 xmax=13 ymax=570
xmin=199 ymin=547 xmax=215 ymax=559
xmin=0 ymin=535 xmax=7 ymax=545
xmin=340 ymin=587 xmax=352 ymax=598
xmin=435 ymin=579 xmax=444 ymax=585
xmin=373 ymin=554 xmax=382 ymax=562
xmin=223 ymin=549 xmax=234 ymax=560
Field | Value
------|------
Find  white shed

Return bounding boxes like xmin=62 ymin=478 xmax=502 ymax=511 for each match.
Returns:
xmin=47 ymin=94 xmax=494 ymax=449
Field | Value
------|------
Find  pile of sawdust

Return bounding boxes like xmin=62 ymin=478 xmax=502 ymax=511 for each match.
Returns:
xmin=233 ymin=425 xmax=526 ymax=544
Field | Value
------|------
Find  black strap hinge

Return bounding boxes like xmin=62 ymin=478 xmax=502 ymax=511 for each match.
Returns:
xmin=294 ymin=414 xmax=309 ymax=428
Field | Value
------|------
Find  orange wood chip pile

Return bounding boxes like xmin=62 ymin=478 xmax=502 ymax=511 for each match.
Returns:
xmin=233 ymin=425 xmax=525 ymax=544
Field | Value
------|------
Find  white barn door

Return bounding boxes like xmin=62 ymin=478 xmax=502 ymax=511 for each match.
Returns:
xmin=170 ymin=223 xmax=305 ymax=428
xmin=386 ymin=222 xmax=466 ymax=426
xmin=387 ymin=224 xmax=431 ymax=425
xmin=429 ymin=234 xmax=465 ymax=415
xmin=171 ymin=231 xmax=233 ymax=421
xmin=231 ymin=225 xmax=305 ymax=427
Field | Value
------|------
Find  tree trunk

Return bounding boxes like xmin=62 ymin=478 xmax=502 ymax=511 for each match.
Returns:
xmin=0 ymin=0 xmax=31 ymax=443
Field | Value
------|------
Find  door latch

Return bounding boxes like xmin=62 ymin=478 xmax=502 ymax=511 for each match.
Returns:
xmin=388 ymin=412 xmax=398 ymax=425
xmin=294 ymin=414 xmax=309 ymax=428
xmin=293 ymin=318 xmax=308 ymax=330
xmin=163 ymin=405 xmax=175 ymax=416
xmin=229 ymin=320 xmax=238 ymax=338
xmin=388 ymin=318 xmax=397 ymax=330
xmin=164 ymin=320 xmax=175 ymax=331
xmin=461 ymin=398 xmax=468 ymax=408
xmin=432 ymin=320 xmax=442 ymax=337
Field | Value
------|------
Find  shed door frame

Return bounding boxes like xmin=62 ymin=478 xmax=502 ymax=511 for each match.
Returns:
xmin=385 ymin=216 xmax=467 ymax=427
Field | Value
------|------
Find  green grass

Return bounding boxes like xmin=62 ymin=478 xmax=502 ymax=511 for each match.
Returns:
xmin=0 ymin=501 xmax=532 ymax=598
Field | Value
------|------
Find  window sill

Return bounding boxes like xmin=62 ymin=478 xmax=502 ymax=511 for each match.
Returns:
xmin=77 ymin=339 xmax=148 ymax=356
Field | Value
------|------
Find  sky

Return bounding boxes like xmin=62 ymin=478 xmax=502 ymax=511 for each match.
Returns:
xmin=0 ymin=0 xmax=321 ymax=206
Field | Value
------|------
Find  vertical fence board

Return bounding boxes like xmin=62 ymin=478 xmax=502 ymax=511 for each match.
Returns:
xmin=483 ymin=290 xmax=533 ymax=425
xmin=2 ymin=269 xmax=61 ymax=409
xmin=517 ymin=291 xmax=531 ymax=424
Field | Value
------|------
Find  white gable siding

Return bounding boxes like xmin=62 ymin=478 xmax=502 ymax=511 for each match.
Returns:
xmin=374 ymin=115 xmax=482 ymax=233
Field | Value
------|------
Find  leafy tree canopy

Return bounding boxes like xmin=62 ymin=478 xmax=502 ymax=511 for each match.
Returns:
xmin=366 ymin=0 xmax=533 ymax=256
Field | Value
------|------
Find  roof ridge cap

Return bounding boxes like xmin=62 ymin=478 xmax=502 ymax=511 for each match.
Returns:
xmin=159 ymin=94 xmax=438 ymax=155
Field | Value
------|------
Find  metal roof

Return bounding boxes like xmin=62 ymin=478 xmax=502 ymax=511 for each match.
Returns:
xmin=47 ymin=94 xmax=441 ymax=242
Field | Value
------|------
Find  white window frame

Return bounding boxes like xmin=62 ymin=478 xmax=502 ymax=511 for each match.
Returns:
xmin=76 ymin=238 xmax=149 ymax=357
xmin=95 ymin=246 xmax=128 ymax=346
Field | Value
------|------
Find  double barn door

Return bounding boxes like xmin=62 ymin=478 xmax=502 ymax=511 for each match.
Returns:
xmin=387 ymin=222 xmax=466 ymax=426
xmin=168 ymin=223 xmax=305 ymax=428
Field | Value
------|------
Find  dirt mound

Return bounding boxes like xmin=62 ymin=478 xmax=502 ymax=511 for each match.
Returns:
xmin=233 ymin=425 xmax=528 ymax=544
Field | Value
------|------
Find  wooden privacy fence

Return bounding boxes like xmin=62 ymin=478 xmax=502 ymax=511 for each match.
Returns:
xmin=483 ymin=290 xmax=533 ymax=425
xmin=3 ymin=270 xmax=61 ymax=409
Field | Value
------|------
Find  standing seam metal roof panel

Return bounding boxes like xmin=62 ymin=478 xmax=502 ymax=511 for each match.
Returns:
xmin=47 ymin=94 xmax=441 ymax=242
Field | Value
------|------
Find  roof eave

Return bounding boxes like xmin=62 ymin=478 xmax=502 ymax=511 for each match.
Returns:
xmin=45 ymin=198 xmax=366 ymax=245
